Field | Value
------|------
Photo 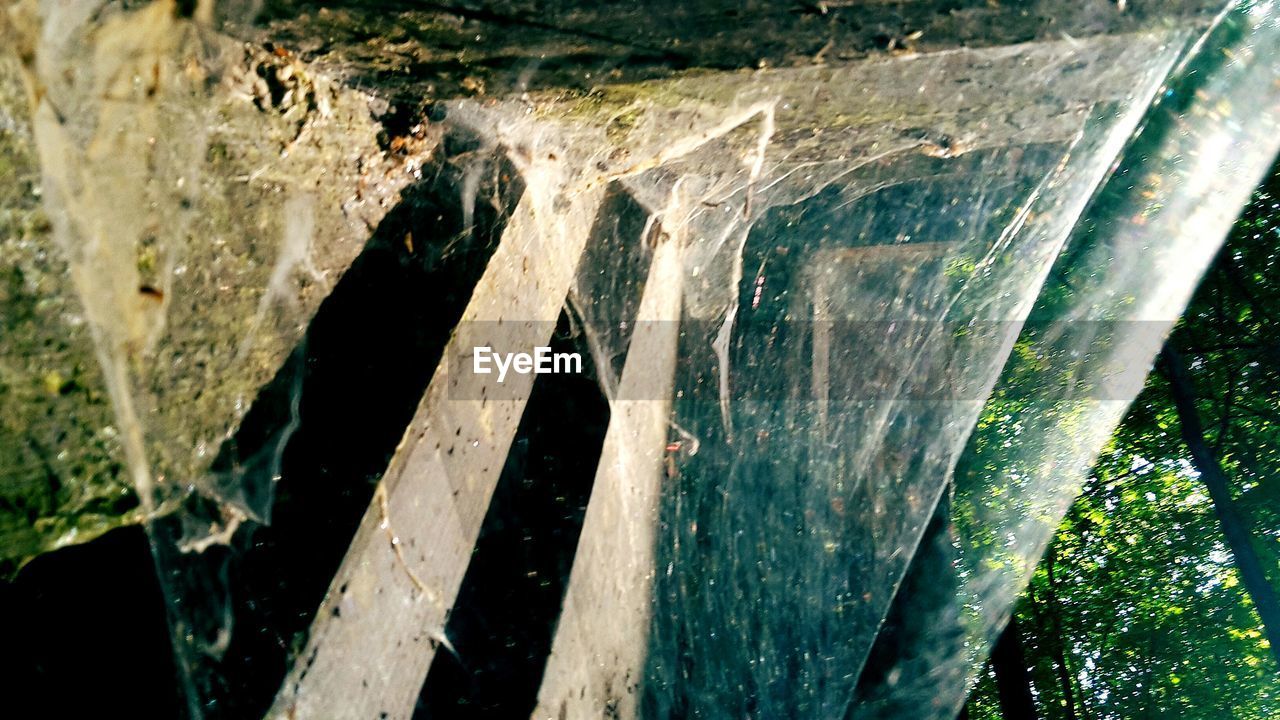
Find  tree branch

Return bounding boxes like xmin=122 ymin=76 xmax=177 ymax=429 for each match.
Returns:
xmin=1160 ymin=345 xmax=1280 ymax=671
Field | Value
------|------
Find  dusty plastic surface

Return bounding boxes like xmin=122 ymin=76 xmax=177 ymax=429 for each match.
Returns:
xmin=547 ymin=4 xmax=1280 ymax=718
xmin=556 ymin=27 xmax=1189 ymax=720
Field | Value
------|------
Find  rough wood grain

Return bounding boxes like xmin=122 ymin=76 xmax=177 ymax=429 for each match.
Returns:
xmin=268 ymin=114 xmax=606 ymax=718
xmin=533 ymin=227 xmax=684 ymax=720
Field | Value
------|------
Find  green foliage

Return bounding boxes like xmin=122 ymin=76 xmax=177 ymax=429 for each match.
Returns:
xmin=969 ymin=167 xmax=1280 ymax=719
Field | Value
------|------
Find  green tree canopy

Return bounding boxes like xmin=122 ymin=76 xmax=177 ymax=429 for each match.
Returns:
xmin=969 ymin=165 xmax=1280 ymax=720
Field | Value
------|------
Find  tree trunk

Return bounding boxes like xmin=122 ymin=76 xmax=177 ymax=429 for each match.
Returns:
xmin=1162 ymin=345 xmax=1280 ymax=670
xmin=991 ymin=616 xmax=1040 ymax=720
xmin=1028 ymin=583 xmax=1081 ymax=720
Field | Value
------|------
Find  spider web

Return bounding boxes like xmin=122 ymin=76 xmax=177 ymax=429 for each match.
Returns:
xmin=7 ymin=0 xmax=1280 ymax=717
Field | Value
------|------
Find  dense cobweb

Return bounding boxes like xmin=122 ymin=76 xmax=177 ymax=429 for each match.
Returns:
xmin=12 ymin=0 xmax=1280 ymax=717
xmin=557 ymin=4 xmax=1280 ymax=718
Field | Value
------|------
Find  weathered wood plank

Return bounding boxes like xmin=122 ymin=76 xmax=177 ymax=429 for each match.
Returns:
xmin=268 ymin=123 xmax=606 ymax=718
xmin=533 ymin=224 xmax=685 ymax=719
xmin=245 ymin=0 xmax=1222 ymax=103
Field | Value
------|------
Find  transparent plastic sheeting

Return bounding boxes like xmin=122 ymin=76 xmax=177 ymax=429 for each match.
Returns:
xmin=12 ymin=0 xmax=1280 ymax=717
xmin=852 ymin=5 xmax=1280 ymax=718
xmin=564 ymin=3 xmax=1280 ymax=718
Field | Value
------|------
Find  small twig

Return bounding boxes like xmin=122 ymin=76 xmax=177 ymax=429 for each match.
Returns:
xmin=374 ymin=483 xmax=458 ymax=658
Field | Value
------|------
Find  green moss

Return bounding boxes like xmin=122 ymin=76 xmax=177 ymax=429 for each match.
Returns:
xmin=0 ymin=53 xmax=135 ymax=565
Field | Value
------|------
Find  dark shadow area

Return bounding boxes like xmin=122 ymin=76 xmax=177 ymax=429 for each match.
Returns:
xmin=0 ymin=132 xmax=526 ymax=718
xmin=0 ymin=525 xmax=181 ymax=719
xmin=850 ymin=496 xmax=967 ymax=720
xmin=414 ymin=312 xmax=610 ymax=719
xmin=199 ymin=135 xmax=525 ymax=718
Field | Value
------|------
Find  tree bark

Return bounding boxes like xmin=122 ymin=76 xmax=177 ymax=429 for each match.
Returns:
xmin=1162 ymin=345 xmax=1280 ymax=670
xmin=1028 ymin=582 xmax=1081 ymax=720
xmin=991 ymin=616 xmax=1040 ymax=720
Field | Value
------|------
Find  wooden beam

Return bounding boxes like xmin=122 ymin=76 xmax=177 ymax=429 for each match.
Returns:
xmin=533 ymin=224 xmax=685 ymax=719
xmin=268 ymin=156 xmax=605 ymax=720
